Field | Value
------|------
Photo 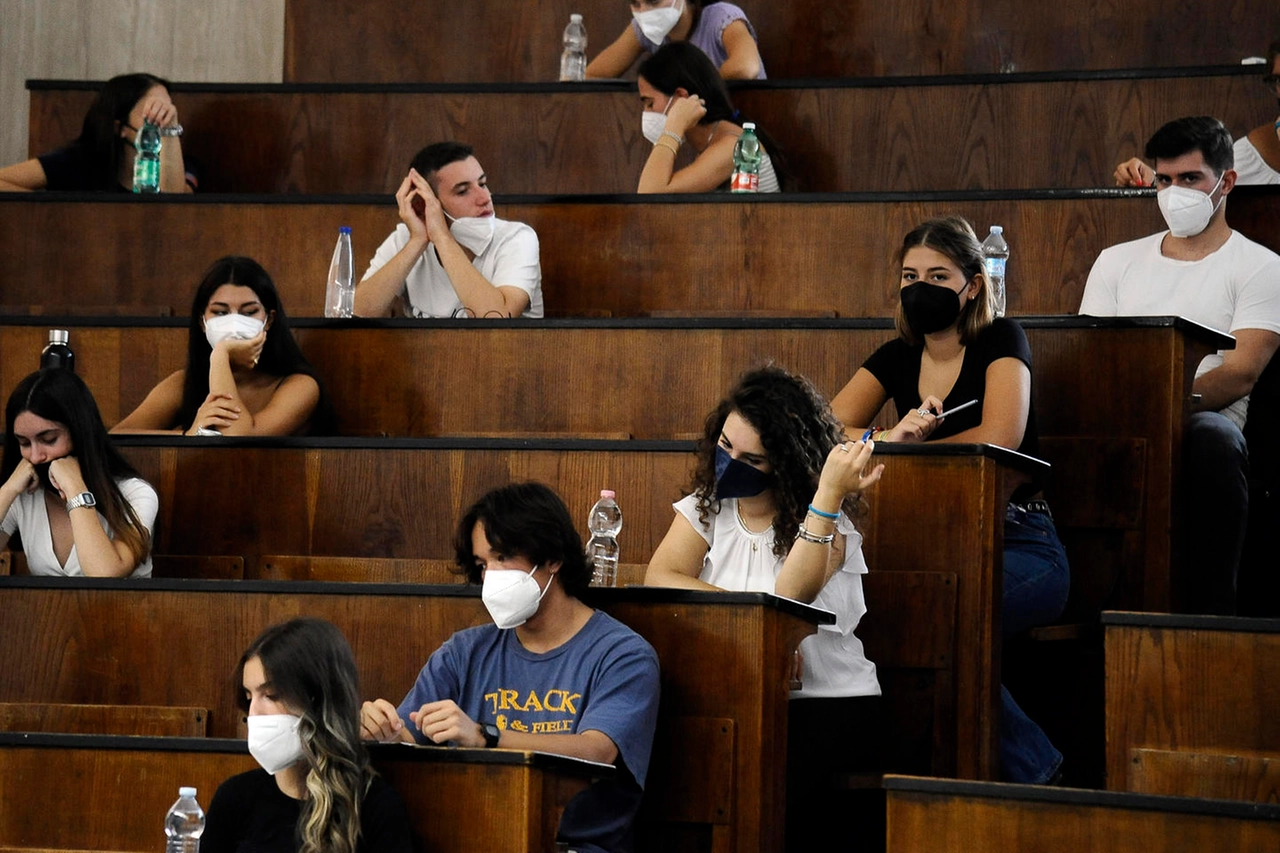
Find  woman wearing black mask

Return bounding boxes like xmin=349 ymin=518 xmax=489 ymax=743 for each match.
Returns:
xmin=831 ymin=215 xmax=1070 ymax=786
xmin=645 ymin=365 xmax=883 ymax=849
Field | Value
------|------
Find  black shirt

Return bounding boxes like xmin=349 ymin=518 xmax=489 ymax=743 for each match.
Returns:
xmin=861 ymin=317 xmax=1039 ymax=458
xmin=37 ymin=145 xmax=125 ymax=191
xmin=200 ymin=768 xmax=414 ymax=853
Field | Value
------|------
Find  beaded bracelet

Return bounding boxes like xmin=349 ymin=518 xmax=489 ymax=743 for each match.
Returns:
xmin=661 ymin=130 xmax=684 ymax=146
xmin=795 ymin=524 xmax=836 ymax=545
xmin=807 ymin=504 xmax=839 ymax=520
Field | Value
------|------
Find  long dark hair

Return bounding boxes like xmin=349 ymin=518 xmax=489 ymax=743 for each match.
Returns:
xmin=637 ymin=42 xmax=795 ymax=190
xmin=178 ymin=256 xmax=334 ymax=434
xmin=690 ymin=366 xmax=856 ymax=557
xmin=3 ymin=369 xmax=151 ymax=562
xmin=237 ymin=619 xmax=371 ymax=853
xmin=66 ymin=73 xmax=170 ymax=191
xmin=453 ymin=481 xmax=591 ymax=598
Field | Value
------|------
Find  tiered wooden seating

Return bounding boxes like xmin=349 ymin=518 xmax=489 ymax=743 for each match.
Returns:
xmin=27 ymin=70 xmax=1268 ymax=193
xmin=1104 ymin=612 xmax=1280 ymax=803
xmin=280 ymin=0 xmax=1274 ymax=79
xmin=0 ymin=315 xmax=1230 ymax=614
xmin=884 ymin=775 xmax=1280 ymax=851
xmin=5 ymin=551 xmax=244 ymax=580
xmin=4 ymin=192 xmax=1276 ymax=317
xmin=0 ymin=733 xmax=603 ymax=853
xmin=0 ymin=581 xmax=827 ymax=853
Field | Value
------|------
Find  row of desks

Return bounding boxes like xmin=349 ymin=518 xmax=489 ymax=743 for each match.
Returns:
xmin=3 ymin=191 xmax=1276 ymax=319
xmin=3 ymin=191 xmax=1277 ymax=318
xmin=27 ymin=71 xmax=1271 ymax=193
xmin=0 ymin=317 xmax=1231 ymax=615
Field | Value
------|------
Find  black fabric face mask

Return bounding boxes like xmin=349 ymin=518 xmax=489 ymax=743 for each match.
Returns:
xmin=713 ymin=446 xmax=772 ymax=499
xmin=900 ymin=282 xmax=964 ymax=335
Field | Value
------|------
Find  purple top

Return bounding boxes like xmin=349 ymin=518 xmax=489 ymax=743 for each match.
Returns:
xmin=632 ymin=2 xmax=766 ymax=79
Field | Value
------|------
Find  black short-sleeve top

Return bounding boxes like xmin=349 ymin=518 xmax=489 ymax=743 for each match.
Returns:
xmin=36 ymin=145 xmax=124 ymax=191
xmin=861 ymin=317 xmax=1039 ymax=458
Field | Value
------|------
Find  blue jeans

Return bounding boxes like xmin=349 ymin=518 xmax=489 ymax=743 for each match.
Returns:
xmin=1184 ymin=411 xmax=1248 ymax=615
xmin=999 ymin=506 xmax=1070 ymax=784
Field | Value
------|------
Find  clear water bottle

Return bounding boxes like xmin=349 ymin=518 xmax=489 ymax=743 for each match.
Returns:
xmin=586 ymin=489 xmax=622 ymax=587
xmin=731 ymin=123 xmax=761 ymax=193
xmin=325 ymin=226 xmax=354 ymax=318
xmin=132 ymin=120 xmax=162 ymax=193
xmin=40 ymin=329 xmax=74 ymax=371
xmin=164 ymin=787 xmax=204 ymax=853
xmin=559 ymin=14 xmax=587 ymax=81
xmin=982 ymin=225 xmax=1009 ymax=317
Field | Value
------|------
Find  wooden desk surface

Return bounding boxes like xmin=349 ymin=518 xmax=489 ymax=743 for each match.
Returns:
xmin=0 ymin=733 xmax=608 ymax=853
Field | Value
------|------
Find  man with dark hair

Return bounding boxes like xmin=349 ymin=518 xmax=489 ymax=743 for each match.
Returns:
xmin=1081 ymin=115 xmax=1280 ymax=614
xmin=1115 ymin=40 xmax=1280 ymax=186
xmin=353 ymin=142 xmax=543 ymax=318
xmin=360 ymin=481 xmax=660 ymax=853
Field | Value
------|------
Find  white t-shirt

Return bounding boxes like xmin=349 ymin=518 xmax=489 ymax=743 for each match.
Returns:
xmin=360 ymin=218 xmax=543 ymax=319
xmin=1234 ymin=134 xmax=1280 ymax=185
xmin=1080 ymin=230 xmax=1280 ymax=428
xmin=674 ymin=494 xmax=881 ymax=699
xmin=0 ymin=477 xmax=158 ymax=578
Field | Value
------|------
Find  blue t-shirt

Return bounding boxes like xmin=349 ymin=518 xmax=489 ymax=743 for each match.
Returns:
xmin=398 ymin=610 xmax=660 ymax=853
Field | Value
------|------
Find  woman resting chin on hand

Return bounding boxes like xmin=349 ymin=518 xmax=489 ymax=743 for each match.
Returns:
xmin=0 ymin=369 xmax=156 ymax=578
xmin=113 ymin=256 xmax=333 ymax=437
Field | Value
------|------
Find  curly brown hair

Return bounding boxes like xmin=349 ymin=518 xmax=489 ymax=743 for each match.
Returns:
xmin=689 ymin=365 xmax=861 ymax=558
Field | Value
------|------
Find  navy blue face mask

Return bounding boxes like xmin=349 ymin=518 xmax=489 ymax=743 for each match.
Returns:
xmin=713 ymin=445 xmax=772 ymax=499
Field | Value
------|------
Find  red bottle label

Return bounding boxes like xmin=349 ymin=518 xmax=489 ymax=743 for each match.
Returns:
xmin=731 ymin=171 xmax=758 ymax=192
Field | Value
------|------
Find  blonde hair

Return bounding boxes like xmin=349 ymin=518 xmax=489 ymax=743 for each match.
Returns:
xmin=893 ymin=215 xmax=996 ymax=346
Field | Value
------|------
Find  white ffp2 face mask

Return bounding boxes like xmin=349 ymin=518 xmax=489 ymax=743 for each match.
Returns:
xmin=204 ymin=313 xmax=265 ymax=348
xmin=481 ymin=565 xmax=552 ymax=629
xmin=633 ymin=0 xmax=684 ymax=43
xmin=247 ymin=713 xmax=305 ymax=775
xmin=641 ymin=97 xmax=674 ymax=144
xmin=1157 ymin=172 xmax=1225 ymax=238
xmin=445 ymin=212 xmax=497 ymax=255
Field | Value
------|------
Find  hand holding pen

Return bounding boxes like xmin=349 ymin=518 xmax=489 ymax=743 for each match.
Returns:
xmin=862 ymin=398 xmax=979 ymax=443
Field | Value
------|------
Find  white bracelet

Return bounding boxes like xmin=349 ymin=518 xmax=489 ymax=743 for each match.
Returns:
xmin=795 ymin=524 xmax=835 ymax=545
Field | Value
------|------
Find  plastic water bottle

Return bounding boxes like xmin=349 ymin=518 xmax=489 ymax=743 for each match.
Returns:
xmin=132 ymin=120 xmax=162 ymax=193
xmin=586 ymin=490 xmax=622 ymax=587
xmin=731 ymin=123 xmax=761 ymax=193
xmin=325 ymin=226 xmax=354 ymax=318
xmin=559 ymin=14 xmax=587 ymax=81
xmin=164 ymin=787 xmax=204 ymax=853
xmin=982 ymin=225 xmax=1009 ymax=317
xmin=40 ymin=330 xmax=74 ymax=371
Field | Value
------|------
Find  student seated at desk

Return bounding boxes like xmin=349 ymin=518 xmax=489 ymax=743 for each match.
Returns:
xmin=831 ymin=215 xmax=1070 ymax=785
xmin=586 ymin=0 xmax=766 ymax=80
xmin=644 ymin=365 xmax=882 ymax=852
xmin=0 ymin=72 xmax=194 ymax=193
xmin=635 ymin=43 xmax=788 ymax=193
xmin=1 ymin=368 xmax=156 ymax=577
xmin=114 ymin=256 xmax=332 ymax=436
xmin=361 ymin=482 xmax=660 ymax=853
xmin=202 ymin=618 xmax=414 ymax=853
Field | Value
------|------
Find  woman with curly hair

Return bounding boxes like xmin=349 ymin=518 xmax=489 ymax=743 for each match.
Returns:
xmin=201 ymin=618 xmax=413 ymax=853
xmin=645 ymin=365 xmax=883 ymax=849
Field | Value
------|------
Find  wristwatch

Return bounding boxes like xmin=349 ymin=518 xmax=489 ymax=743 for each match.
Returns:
xmin=160 ymin=123 xmax=183 ymax=137
xmin=481 ymin=722 xmax=501 ymax=748
xmin=65 ymin=492 xmax=96 ymax=512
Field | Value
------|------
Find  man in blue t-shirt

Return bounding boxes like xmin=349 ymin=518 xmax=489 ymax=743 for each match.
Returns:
xmin=361 ymin=482 xmax=660 ymax=853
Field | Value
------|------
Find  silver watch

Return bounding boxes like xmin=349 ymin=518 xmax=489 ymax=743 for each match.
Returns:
xmin=65 ymin=492 xmax=97 ymax=512
xmin=160 ymin=123 xmax=183 ymax=137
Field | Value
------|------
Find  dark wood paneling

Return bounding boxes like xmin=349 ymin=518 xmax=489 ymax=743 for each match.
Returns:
xmin=26 ymin=77 xmax=1269 ymax=193
xmin=10 ymin=194 xmax=1275 ymax=318
xmin=885 ymin=777 xmax=1280 ymax=852
xmin=0 ymin=703 xmax=207 ymax=736
xmin=1130 ymin=749 xmax=1280 ymax=804
xmin=281 ymin=0 xmax=1277 ymax=80
xmin=1104 ymin=618 xmax=1280 ymax=793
